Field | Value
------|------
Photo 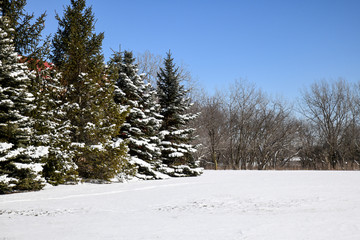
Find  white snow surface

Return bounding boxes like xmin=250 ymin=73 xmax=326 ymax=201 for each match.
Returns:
xmin=1 ymin=170 xmax=360 ymax=240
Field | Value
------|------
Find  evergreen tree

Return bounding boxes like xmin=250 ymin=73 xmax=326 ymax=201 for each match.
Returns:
xmin=157 ymin=51 xmax=201 ymax=177
xmin=31 ymin=65 xmax=78 ymax=185
xmin=51 ymin=0 xmax=130 ymax=181
xmin=1 ymin=0 xmax=77 ymax=186
xmin=0 ymin=0 xmax=47 ymax=59
xmin=51 ymin=0 xmax=103 ymax=86
xmin=0 ymin=12 xmax=47 ymax=193
xmin=109 ymin=50 xmax=165 ymax=179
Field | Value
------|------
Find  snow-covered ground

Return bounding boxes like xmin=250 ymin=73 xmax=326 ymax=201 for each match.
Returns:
xmin=1 ymin=170 xmax=360 ymax=240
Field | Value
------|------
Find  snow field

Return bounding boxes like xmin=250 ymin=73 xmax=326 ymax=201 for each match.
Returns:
xmin=1 ymin=170 xmax=360 ymax=240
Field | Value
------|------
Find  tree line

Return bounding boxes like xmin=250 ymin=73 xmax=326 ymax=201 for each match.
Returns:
xmin=193 ymin=79 xmax=360 ymax=170
xmin=0 ymin=0 xmax=200 ymax=194
xmin=136 ymin=50 xmax=360 ymax=171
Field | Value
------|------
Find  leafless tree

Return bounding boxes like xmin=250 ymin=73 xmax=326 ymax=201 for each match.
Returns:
xmin=216 ymin=80 xmax=299 ymax=170
xmin=297 ymin=121 xmax=324 ymax=169
xmin=299 ymin=79 xmax=352 ymax=169
xmin=194 ymin=92 xmax=227 ymax=169
xmin=136 ymin=50 xmax=163 ymax=86
xmin=342 ymin=82 xmax=360 ymax=169
xmin=224 ymin=79 xmax=263 ymax=169
xmin=250 ymin=99 xmax=299 ymax=169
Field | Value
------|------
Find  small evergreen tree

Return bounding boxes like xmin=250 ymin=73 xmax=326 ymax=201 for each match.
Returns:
xmin=0 ymin=12 xmax=47 ymax=193
xmin=109 ymin=50 xmax=165 ymax=179
xmin=157 ymin=51 xmax=201 ymax=177
xmin=51 ymin=0 xmax=130 ymax=181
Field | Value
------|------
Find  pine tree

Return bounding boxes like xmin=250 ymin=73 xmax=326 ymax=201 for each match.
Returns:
xmin=51 ymin=0 xmax=103 ymax=86
xmin=0 ymin=0 xmax=47 ymax=60
xmin=31 ymin=66 xmax=78 ymax=185
xmin=157 ymin=51 xmax=202 ymax=177
xmin=51 ymin=0 xmax=130 ymax=181
xmin=1 ymin=0 xmax=77 ymax=186
xmin=109 ymin=50 xmax=166 ymax=179
xmin=0 ymin=12 xmax=47 ymax=193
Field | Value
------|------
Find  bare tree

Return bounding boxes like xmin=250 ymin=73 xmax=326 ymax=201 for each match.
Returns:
xmin=194 ymin=92 xmax=227 ymax=169
xmin=136 ymin=50 xmax=163 ymax=86
xmin=225 ymin=79 xmax=263 ymax=169
xmin=250 ymin=99 xmax=299 ymax=169
xmin=297 ymin=121 xmax=324 ymax=169
xmin=342 ymin=82 xmax=360 ymax=169
xmin=299 ymin=79 xmax=352 ymax=169
xmin=218 ymin=80 xmax=299 ymax=170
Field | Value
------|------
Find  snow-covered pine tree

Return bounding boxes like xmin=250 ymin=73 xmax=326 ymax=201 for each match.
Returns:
xmin=31 ymin=65 xmax=78 ymax=185
xmin=0 ymin=12 xmax=47 ymax=193
xmin=1 ymin=0 xmax=77 ymax=186
xmin=51 ymin=0 xmax=130 ymax=181
xmin=156 ymin=51 xmax=202 ymax=177
xmin=109 ymin=50 xmax=166 ymax=179
xmin=140 ymin=82 xmax=165 ymax=173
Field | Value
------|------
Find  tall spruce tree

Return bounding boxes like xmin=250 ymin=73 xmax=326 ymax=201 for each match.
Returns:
xmin=0 ymin=11 xmax=47 ymax=193
xmin=51 ymin=0 xmax=130 ymax=181
xmin=109 ymin=50 xmax=166 ymax=179
xmin=157 ymin=51 xmax=201 ymax=177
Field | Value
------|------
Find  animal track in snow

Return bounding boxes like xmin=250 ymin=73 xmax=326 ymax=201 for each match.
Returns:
xmin=156 ymin=197 xmax=315 ymax=214
xmin=0 ymin=208 xmax=87 ymax=217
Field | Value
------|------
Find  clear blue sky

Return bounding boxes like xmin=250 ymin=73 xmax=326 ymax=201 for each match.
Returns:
xmin=27 ymin=0 xmax=360 ymax=101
